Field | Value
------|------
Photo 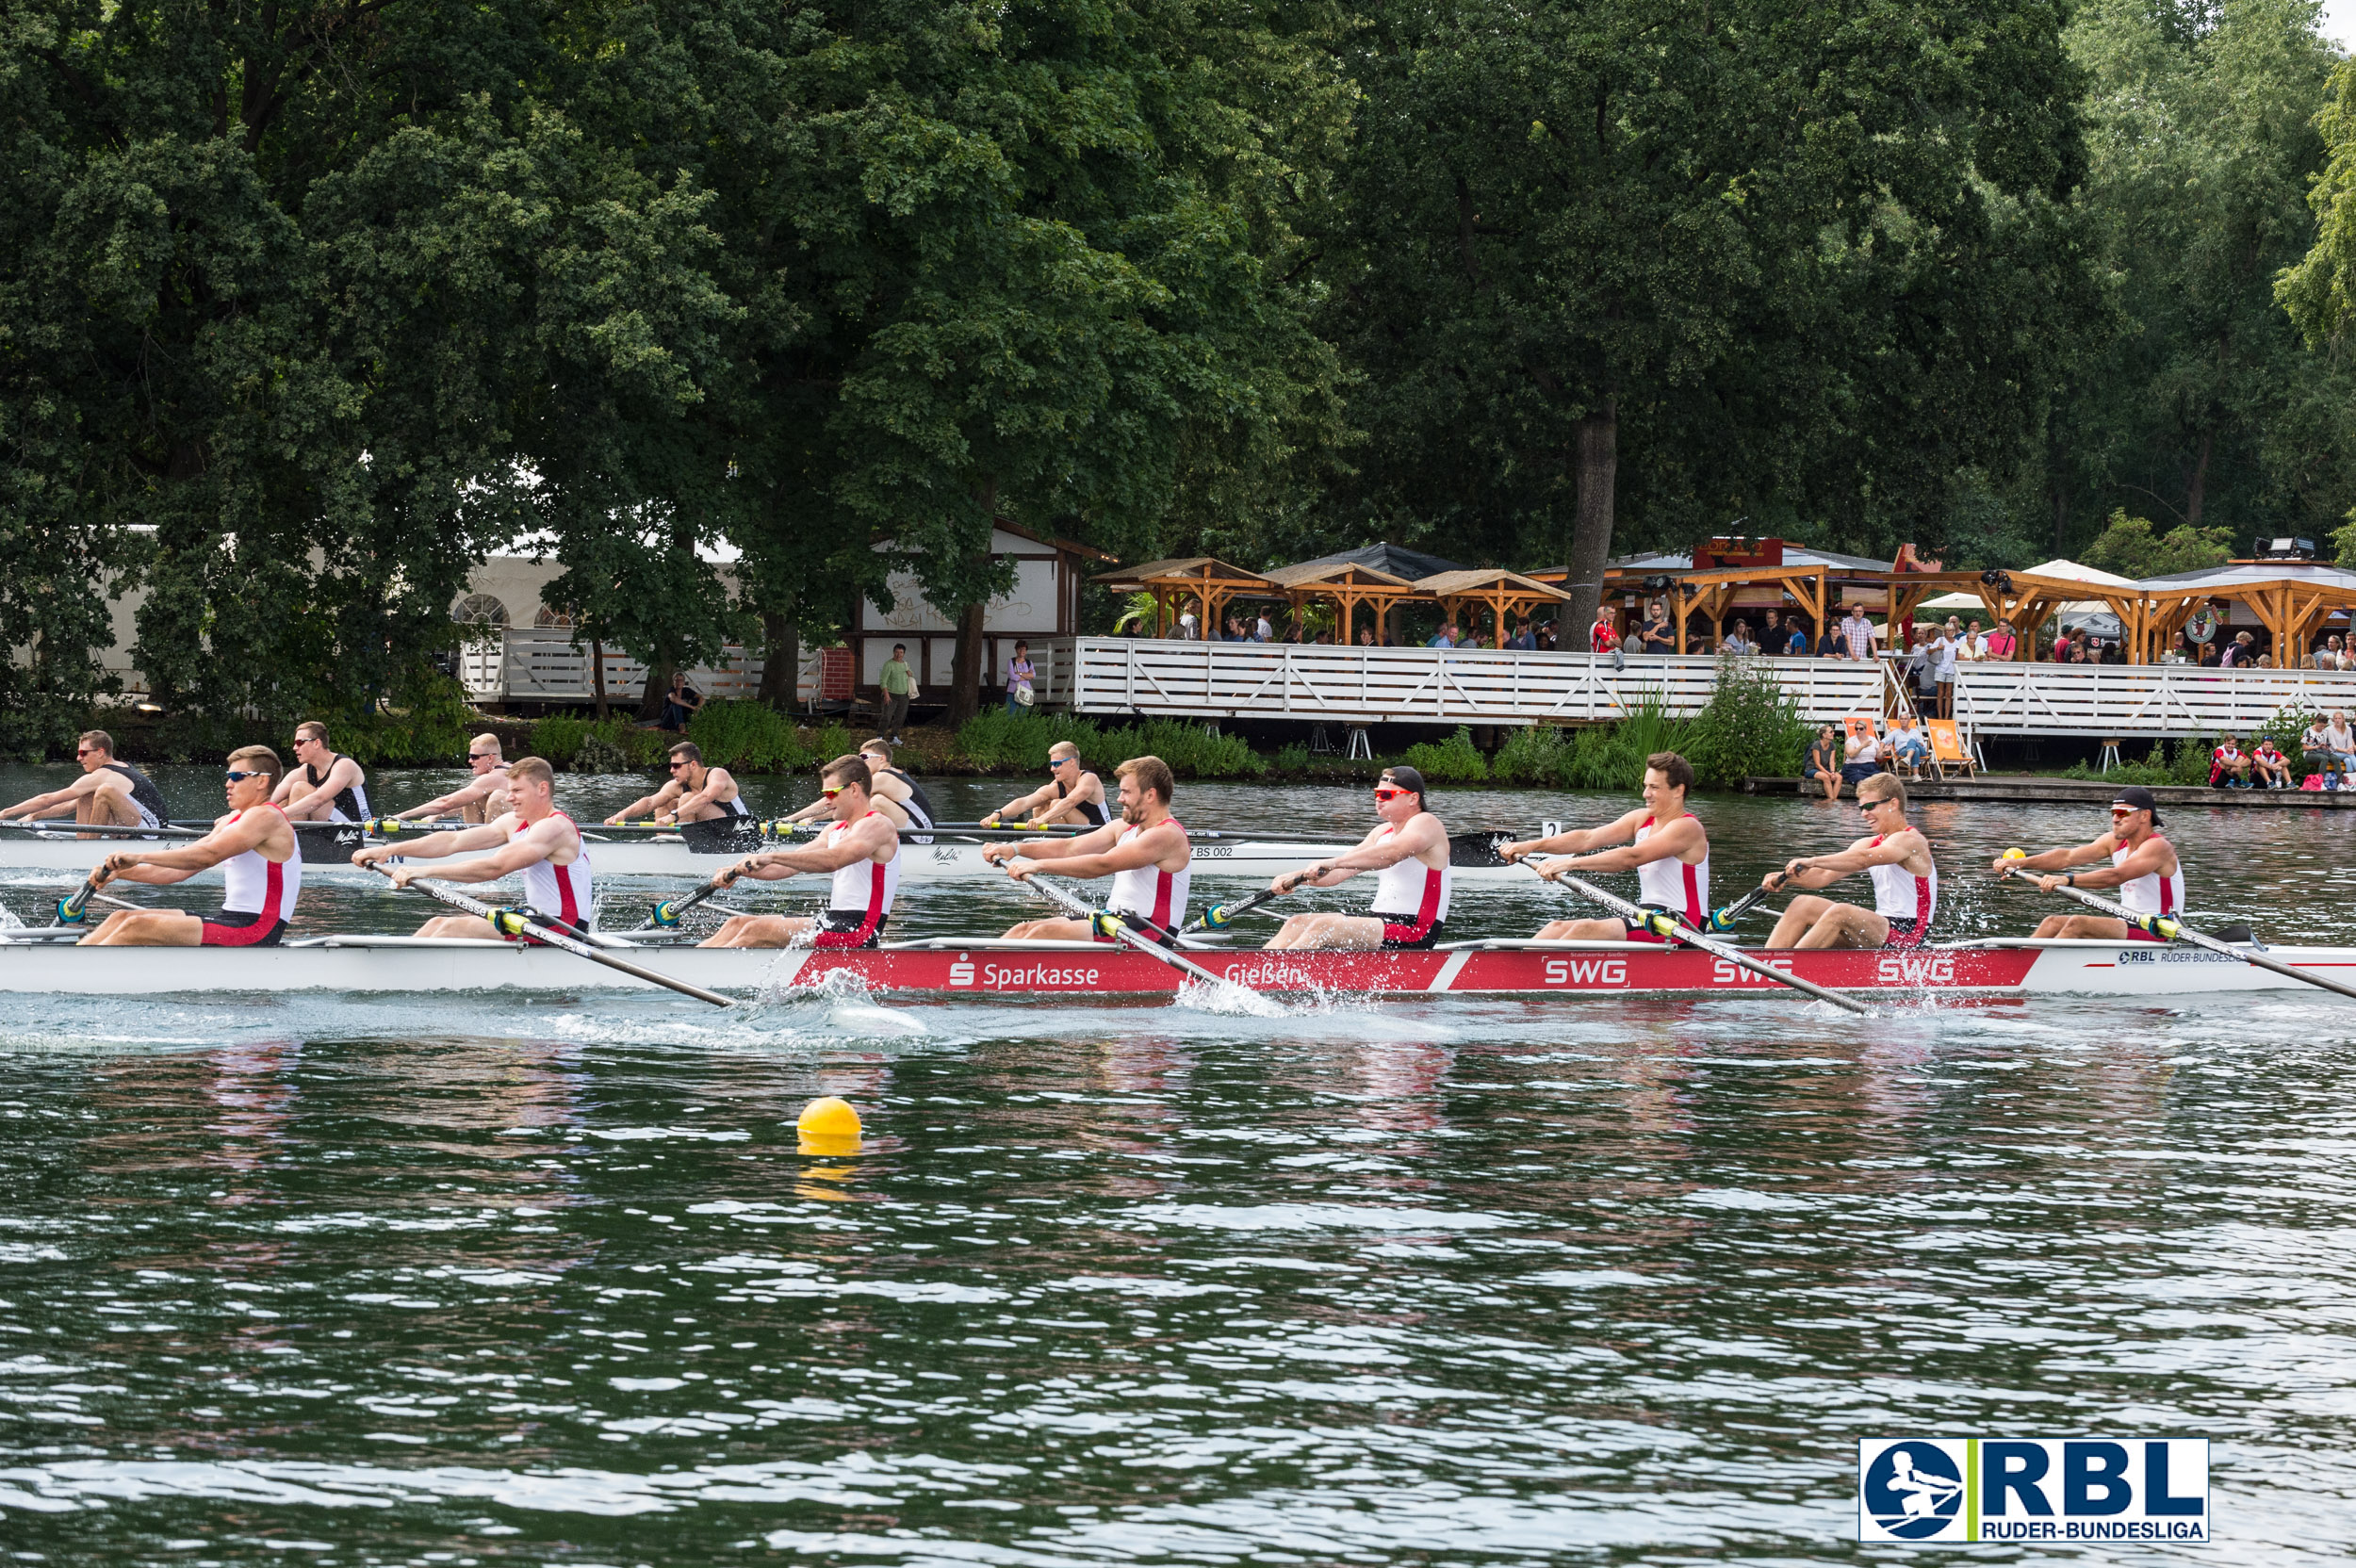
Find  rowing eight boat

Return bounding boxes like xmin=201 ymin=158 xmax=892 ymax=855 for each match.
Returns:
xmin=0 ymin=936 xmax=2341 ymax=997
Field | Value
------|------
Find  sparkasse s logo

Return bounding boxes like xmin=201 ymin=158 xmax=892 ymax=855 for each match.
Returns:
xmin=1857 ymin=1437 xmax=2210 ymax=1544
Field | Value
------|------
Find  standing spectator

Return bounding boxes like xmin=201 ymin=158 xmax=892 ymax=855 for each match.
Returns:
xmin=1721 ymin=619 xmax=1759 ymax=655
xmin=1175 ymin=606 xmax=1199 ymax=639
xmin=2051 ymin=625 xmax=2072 ymax=662
xmin=1357 ymin=627 xmax=1379 ymax=648
xmin=1622 ymin=626 xmax=1644 ymax=656
xmin=1537 ymin=621 xmax=1559 ymax=651
xmin=1760 ymin=610 xmax=1783 ymax=651
xmin=1641 ymin=600 xmax=1676 ymax=654
xmin=2220 ymin=629 xmax=2256 ymax=667
xmin=1591 ymin=605 xmax=1618 ymax=653
xmin=1806 ymin=724 xmax=1843 ymax=801
xmin=1959 ymin=620 xmax=1988 ymax=661
xmin=1840 ymin=604 xmax=1876 ymax=660
xmin=1222 ymin=615 xmax=1246 ymax=642
xmin=2327 ymin=634 xmax=2349 ymax=670
xmin=1929 ymin=623 xmax=1958 ymax=716
xmin=1817 ymin=622 xmax=1846 ymax=658
xmin=1004 ymin=640 xmax=1036 ymax=717
xmin=2168 ymin=629 xmax=2194 ymax=663
xmin=877 ymin=644 xmax=916 ymax=744
xmin=2198 ymin=638 xmax=2222 ymax=667
xmin=1252 ymin=610 xmax=1273 ymax=643
xmin=1986 ymin=620 xmax=2018 ymax=661
xmin=1427 ymin=622 xmax=1455 ymax=649
xmin=1781 ymin=617 xmax=1812 ymax=657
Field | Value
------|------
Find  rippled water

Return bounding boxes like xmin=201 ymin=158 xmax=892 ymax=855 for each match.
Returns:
xmin=1 ymin=766 xmax=2352 ymax=1562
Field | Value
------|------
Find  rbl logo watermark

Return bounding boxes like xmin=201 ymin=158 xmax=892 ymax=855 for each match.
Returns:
xmin=1857 ymin=1437 xmax=2209 ymax=1544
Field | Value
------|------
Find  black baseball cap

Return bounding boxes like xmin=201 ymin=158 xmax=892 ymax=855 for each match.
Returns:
xmin=2111 ymin=785 xmax=2164 ymax=826
xmin=1380 ymin=765 xmax=1428 ymax=804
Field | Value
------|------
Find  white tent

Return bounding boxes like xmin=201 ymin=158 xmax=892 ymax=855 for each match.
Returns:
xmin=1917 ymin=559 xmax=2137 ymax=617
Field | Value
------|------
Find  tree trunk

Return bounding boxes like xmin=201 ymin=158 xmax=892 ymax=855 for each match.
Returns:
xmin=2184 ymin=430 xmax=2213 ymax=527
xmin=591 ymin=638 xmax=609 ymax=720
xmin=758 ymin=608 xmax=798 ymax=712
xmin=2052 ymin=481 xmax=2068 ymax=556
xmin=1563 ymin=399 xmax=1619 ymax=635
xmin=637 ymin=659 xmax=669 ymax=722
xmin=949 ymin=600 xmax=986 ymax=727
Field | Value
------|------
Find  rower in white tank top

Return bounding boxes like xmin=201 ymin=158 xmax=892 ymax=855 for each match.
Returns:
xmin=207 ymin=803 xmax=303 ymax=945
xmin=2113 ymin=835 xmax=2185 ymax=927
xmin=1369 ymin=823 xmax=1452 ymax=943
xmin=1867 ymin=841 xmax=1938 ymax=929
xmin=514 ymin=810 xmax=593 ymax=931
xmin=815 ymin=811 xmax=900 ymax=946
xmin=1107 ymin=817 xmax=1190 ymax=933
xmin=1634 ymin=814 xmax=1710 ymax=929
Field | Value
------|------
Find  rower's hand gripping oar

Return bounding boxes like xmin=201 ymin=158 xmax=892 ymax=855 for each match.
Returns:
xmin=2000 ymin=863 xmax=2356 ymax=1003
xmin=1537 ymin=861 xmax=1872 ymax=1015
xmin=1000 ymin=863 xmax=1276 ymax=1007
xmin=368 ymin=863 xmax=735 ymax=1007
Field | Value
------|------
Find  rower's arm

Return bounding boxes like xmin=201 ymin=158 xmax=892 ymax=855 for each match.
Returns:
xmin=1550 ymin=816 xmax=1697 ymax=874
xmin=103 ymin=814 xmax=272 ymax=883
xmin=1 ymin=781 xmax=90 ymax=818
xmin=986 ymin=784 xmax=1055 ymax=825
xmin=423 ymin=822 xmax=573 ymax=885
xmin=1776 ymin=832 xmax=1915 ymax=890
xmin=2059 ymin=838 xmax=2169 ymax=891
xmin=1029 ymin=824 xmax=1179 ymax=880
xmin=606 ymin=784 xmax=677 ymax=825
xmin=352 ymin=821 xmax=508 ymax=866
xmin=2003 ymin=837 xmax=2111 ymax=874
xmin=397 ymin=776 xmax=491 ymax=819
xmin=1500 ymin=811 xmax=1636 ymax=862
xmin=734 ymin=822 xmax=892 ymax=879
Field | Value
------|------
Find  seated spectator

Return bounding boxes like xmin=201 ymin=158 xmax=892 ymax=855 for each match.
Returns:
xmin=2252 ymin=738 xmax=2293 ymax=788
xmin=2303 ymin=715 xmax=2344 ymax=780
xmin=2329 ymin=710 xmax=2356 ymax=773
xmin=1841 ymin=726 xmax=1883 ymax=787
xmin=1806 ymin=724 xmax=1843 ymax=801
xmin=2210 ymin=733 xmax=2251 ymax=788
xmin=1887 ymin=715 xmax=1930 ymax=779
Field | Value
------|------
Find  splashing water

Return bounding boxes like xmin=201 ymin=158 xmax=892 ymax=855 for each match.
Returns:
xmin=1173 ymin=972 xmax=1290 ymax=1018
xmin=0 ymin=904 xmax=23 ymax=930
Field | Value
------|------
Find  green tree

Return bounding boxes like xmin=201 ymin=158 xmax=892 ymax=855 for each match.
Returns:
xmin=2080 ymin=508 xmax=2233 ymax=578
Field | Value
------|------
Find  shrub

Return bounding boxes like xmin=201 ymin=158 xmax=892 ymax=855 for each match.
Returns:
xmin=1399 ymin=725 xmax=1488 ymax=783
xmin=2060 ymin=739 xmax=2214 ymax=787
xmin=532 ymin=714 xmax=592 ymax=769
xmin=952 ymin=710 xmax=1265 ymax=777
xmin=1271 ymin=743 xmax=1311 ymax=774
xmin=955 ymin=710 xmax=1103 ymax=770
xmin=573 ymin=731 xmax=633 ymax=774
xmin=1490 ymin=725 xmax=1568 ymax=784
xmin=1561 ymin=695 xmax=1696 ymax=791
xmin=689 ymin=699 xmax=814 ymax=774
xmin=808 ymin=721 xmax=864 ymax=765
xmin=1683 ymin=656 xmax=1812 ymax=786
xmin=327 ymin=675 xmax=480 ymax=766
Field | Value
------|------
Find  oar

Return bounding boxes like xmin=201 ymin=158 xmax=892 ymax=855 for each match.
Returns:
xmin=2001 ymin=866 xmax=2356 ymax=1003
xmin=368 ymin=864 xmax=736 ymax=1007
xmin=1706 ymin=883 xmax=1779 ymax=933
xmin=1182 ymin=885 xmax=1288 ymax=935
xmin=1537 ymin=862 xmax=1871 ymax=1014
xmin=1003 ymin=865 xmax=1274 ymax=1005
xmin=637 ymin=873 xmax=734 ymax=932
xmin=56 ymin=875 xmax=104 ymax=924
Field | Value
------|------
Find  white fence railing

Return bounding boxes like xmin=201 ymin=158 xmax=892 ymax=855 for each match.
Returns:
xmin=460 ymin=629 xmax=819 ymax=706
xmin=1955 ymin=662 xmax=2356 ymax=737
xmin=1059 ymin=639 xmax=1889 ymax=725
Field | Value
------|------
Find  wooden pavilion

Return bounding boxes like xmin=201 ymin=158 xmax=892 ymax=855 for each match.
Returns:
xmin=1576 ymin=540 xmax=1891 ymax=653
xmin=1261 ymin=560 xmax=1422 ymax=645
xmin=1090 ymin=557 xmax=1282 ymax=638
xmin=1880 ymin=569 xmax=2159 ymax=661
xmin=2129 ymin=561 xmax=2356 ymax=662
xmin=1412 ymin=569 xmax=1571 ymax=645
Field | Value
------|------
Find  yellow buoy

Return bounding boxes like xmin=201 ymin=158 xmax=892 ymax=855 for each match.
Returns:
xmin=2002 ymin=847 xmax=2026 ymax=860
xmin=796 ymin=1096 xmax=862 ymax=1155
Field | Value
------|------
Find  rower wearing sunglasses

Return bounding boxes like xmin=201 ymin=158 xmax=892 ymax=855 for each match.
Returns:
xmin=1261 ymin=766 xmax=1451 ymax=950
xmin=1757 ymin=773 xmax=1937 ymax=949
xmin=75 ymin=747 xmax=302 ymax=947
xmin=607 ymin=742 xmax=757 ymax=851
xmin=1991 ymin=783 xmax=2184 ymax=940
xmin=1497 ymin=751 xmax=1710 ymax=940
xmin=980 ymin=742 xmax=1106 ymax=828
xmin=700 ymin=756 xmax=901 ymax=948
xmin=352 ymin=758 xmax=594 ymax=939
xmin=389 ymin=734 xmax=513 ymax=825
xmin=982 ymin=756 xmax=1188 ymax=943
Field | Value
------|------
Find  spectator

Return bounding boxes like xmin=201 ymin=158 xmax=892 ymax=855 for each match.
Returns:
xmin=2303 ymin=714 xmax=2344 ymax=781
xmin=657 ymin=670 xmax=703 ymax=733
xmin=2050 ymin=625 xmax=2072 ymax=662
xmin=1427 ymin=623 xmax=1455 ymax=649
xmin=1175 ymin=608 xmax=1199 ymax=640
xmin=1841 ymin=723 xmax=1883 ymax=788
xmin=1722 ymin=620 xmax=1759 ymax=655
xmin=2220 ymin=630 xmax=2256 ymax=667
xmin=1960 ymin=620 xmax=1988 ymax=661
xmin=1840 ymin=605 xmax=1876 ymax=660
xmin=1357 ymin=628 xmax=1379 ymax=648
xmin=1817 ymin=622 xmax=1846 ymax=658
xmin=2327 ymin=634 xmax=2349 ymax=670
xmin=1622 ymin=627 xmax=1643 ymax=657
xmin=1986 ymin=620 xmax=2018 ymax=661
xmin=1591 ymin=606 xmax=1618 ymax=653
xmin=1781 ymin=617 xmax=1811 ymax=657
xmin=1004 ymin=640 xmax=1036 ymax=716
xmin=2252 ymin=737 xmax=2293 ymax=788
xmin=2199 ymin=639 xmax=2222 ymax=667
xmin=877 ymin=643 xmax=916 ymax=744
xmin=1929 ymin=622 xmax=1957 ymax=717
xmin=1537 ymin=621 xmax=1559 ymax=651
xmin=2210 ymin=733 xmax=2251 ymax=789
xmin=1806 ymin=724 xmax=1843 ymax=801
xmin=1641 ymin=600 xmax=1676 ymax=654
xmin=2329 ymin=710 xmax=2356 ymax=771
xmin=1760 ymin=610 xmax=1783 ymax=651
xmin=1253 ymin=611 xmax=1274 ymax=643
xmin=1223 ymin=615 xmax=1247 ymax=642
xmin=2168 ymin=630 xmax=2194 ymax=663
xmin=1903 ymin=626 xmax=1936 ymax=708
xmin=1888 ymin=715 xmax=1930 ymax=780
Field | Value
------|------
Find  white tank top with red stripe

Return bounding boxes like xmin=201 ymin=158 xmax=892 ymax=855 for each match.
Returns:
xmin=1370 ymin=822 xmax=1451 ymax=923
xmin=1867 ymin=836 xmax=1938 ymax=923
xmin=515 ymin=811 xmax=593 ymax=929
xmin=220 ymin=804 xmax=303 ymax=923
xmin=1106 ymin=816 xmax=1190 ymax=929
xmin=1634 ymin=815 xmax=1709 ymax=924
xmin=2113 ymin=835 xmax=2185 ymax=919
xmin=826 ymin=812 xmax=900 ymax=916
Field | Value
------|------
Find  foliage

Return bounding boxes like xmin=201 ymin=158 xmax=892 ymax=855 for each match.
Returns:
xmin=1489 ymin=726 xmax=1570 ymax=786
xmin=1398 ymin=727 xmax=1488 ymax=785
xmin=1561 ymin=697 xmax=1697 ymax=792
xmin=685 ymin=700 xmax=816 ymax=776
xmin=1683 ymin=660 xmax=1815 ymax=787
xmin=2081 ymin=510 xmax=2233 ymax=580
xmin=325 ymin=678 xmax=483 ymax=768
xmin=952 ymin=710 xmax=1265 ymax=778
xmin=2061 ymin=739 xmax=2213 ymax=786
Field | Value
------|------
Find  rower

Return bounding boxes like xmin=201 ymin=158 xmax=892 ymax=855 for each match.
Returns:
xmin=1994 ymin=784 xmax=2184 ymax=940
xmin=981 ymin=756 xmax=1187 ymax=943
xmin=981 ymin=741 xmax=1106 ymax=827
xmin=698 ymin=757 xmax=901 ymax=948
xmin=391 ymin=735 xmax=513 ymax=824
xmin=607 ymin=742 xmax=758 ymax=851
xmin=1759 ymin=774 xmax=1938 ymax=948
xmin=1497 ymin=751 xmax=1708 ymax=940
xmin=859 ymin=739 xmax=937 ymax=833
xmin=278 ymin=721 xmax=372 ymax=824
xmin=76 ymin=747 xmax=301 ymax=947
xmin=776 ymin=747 xmax=916 ymax=833
xmin=0 ymin=729 xmax=168 ymax=831
xmin=352 ymin=757 xmax=594 ymax=939
xmin=1261 ymin=766 xmax=1450 ymax=950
